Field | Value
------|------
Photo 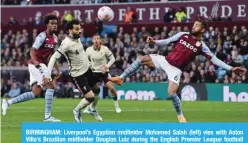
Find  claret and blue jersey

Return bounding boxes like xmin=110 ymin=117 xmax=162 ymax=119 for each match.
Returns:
xmin=28 ymin=31 xmax=58 ymax=65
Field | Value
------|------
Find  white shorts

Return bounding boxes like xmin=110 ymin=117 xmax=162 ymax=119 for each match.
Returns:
xmin=150 ymin=54 xmax=182 ymax=85
xmin=28 ymin=63 xmax=49 ymax=86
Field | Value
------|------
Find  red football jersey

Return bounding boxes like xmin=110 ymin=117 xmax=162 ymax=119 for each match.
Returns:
xmin=156 ymin=32 xmax=213 ymax=70
xmin=29 ymin=31 xmax=58 ymax=65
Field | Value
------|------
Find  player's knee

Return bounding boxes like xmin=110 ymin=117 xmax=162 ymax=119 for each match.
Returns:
xmin=168 ymin=90 xmax=177 ymax=96
xmin=32 ymin=87 xmax=41 ymax=96
xmin=84 ymin=90 xmax=95 ymax=98
xmin=85 ymin=97 xmax=95 ymax=103
xmin=139 ymin=55 xmax=152 ymax=64
xmin=93 ymin=88 xmax=100 ymax=94
xmin=168 ymin=86 xmax=178 ymax=96
xmin=106 ymin=82 xmax=114 ymax=89
xmin=44 ymin=82 xmax=55 ymax=89
xmin=109 ymin=85 xmax=116 ymax=92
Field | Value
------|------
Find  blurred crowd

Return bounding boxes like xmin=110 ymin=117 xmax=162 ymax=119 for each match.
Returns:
xmin=2 ymin=23 xmax=248 ymax=86
xmin=1 ymin=0 xmax=161 ymax=5
xmin=2 ymin=22 xmax=248 ymax=97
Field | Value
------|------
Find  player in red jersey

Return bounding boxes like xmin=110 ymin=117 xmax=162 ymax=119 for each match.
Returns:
xmin=2 ymin=13 xmax=61 ymax=122
xmin=109 ymin=20 xmax=246 ymax=122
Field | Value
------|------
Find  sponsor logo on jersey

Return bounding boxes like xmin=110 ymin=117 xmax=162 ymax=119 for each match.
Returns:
xmin=45 ymin=44 xmax=55 ymax=49
xmin=179 ymin=39 xmax=198 ymax=52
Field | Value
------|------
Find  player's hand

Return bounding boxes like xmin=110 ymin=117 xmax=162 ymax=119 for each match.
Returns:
xmin=100 ymin=65 xmax=108 ymax=74
xmin=43 ymin=77 xmax=51 ymax=85
xmin=231 ymin=67 xmax=247 ymax=74
xmin=146 ymin=36 xmax=155 ymax=44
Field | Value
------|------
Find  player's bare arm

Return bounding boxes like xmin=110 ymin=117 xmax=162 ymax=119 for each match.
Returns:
xmin=47 ymin=51 xmax=62 ymax=79
xmin=30 ymin=48 xmax=40 ymax=67
xmin=54 ymin=62 xmax=60 ymax=79
xmin=102 ymin=47 xmax=115 ymax=74
xmin=202 ymin=43 xmax=246 ymax=74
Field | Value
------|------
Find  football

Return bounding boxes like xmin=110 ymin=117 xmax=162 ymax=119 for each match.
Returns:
xmin=181 ymin=85 xmax=197 ymax=101
xmin=97 ymin=6 xmax=114 ymax=21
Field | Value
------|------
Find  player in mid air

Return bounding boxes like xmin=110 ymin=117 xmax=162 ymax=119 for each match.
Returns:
xmin=46 ymin=19 xmax=103 ymax=122
xmin=84 ymin=34 xmax=121 ymax=114
xmin=109 ymin=20 xmax=246 ymax=122
xmin=2 ymin=13 xmax=61 ymax=122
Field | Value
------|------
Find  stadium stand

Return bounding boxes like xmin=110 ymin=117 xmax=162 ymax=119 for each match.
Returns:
xmin=1 ymin=0 xmax=248 ymax=98
xmin=1 ymin=21 xmax=248 ymax=98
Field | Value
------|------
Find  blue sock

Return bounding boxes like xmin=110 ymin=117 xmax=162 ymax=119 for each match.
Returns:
xmin=7 ymin=92 xmax=35 ymax=105
xmin=120 ymin=58 xmax=142 ymax=79
xmin=45 ymin=89 xmax=54 ymax=118
xmin=171 ymin=94 xmax=183 ymax=116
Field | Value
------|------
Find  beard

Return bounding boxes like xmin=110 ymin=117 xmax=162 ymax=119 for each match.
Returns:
xmin=191 ymin=30 xmax=201 ymax=36
xmin=72 ymin=33 xmax=80 ymax=39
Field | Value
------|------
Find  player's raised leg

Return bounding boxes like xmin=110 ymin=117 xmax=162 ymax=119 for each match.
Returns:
xmin=109 ymin=55 xmax=155 ymax=85
xmin=2 ymin=84 xmax=39 ymax=116
xmin=105 ymin=81 xmax=121 ymax=113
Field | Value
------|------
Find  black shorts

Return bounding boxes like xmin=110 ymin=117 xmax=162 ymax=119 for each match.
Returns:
xmin=93 ymin=72 xmax=110 ymax=83
xmin=71 ymin=69 xmax=99 ymax=95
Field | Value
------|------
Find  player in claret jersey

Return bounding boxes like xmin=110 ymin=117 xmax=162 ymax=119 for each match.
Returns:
xmin=109 ymin=20 xmax=246 ymax=123
xmin=2 ymin=13 xmax=61 ymax=122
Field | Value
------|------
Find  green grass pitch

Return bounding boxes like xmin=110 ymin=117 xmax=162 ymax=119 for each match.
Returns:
xmin=1 ymin=99 xmax=248 ymax=143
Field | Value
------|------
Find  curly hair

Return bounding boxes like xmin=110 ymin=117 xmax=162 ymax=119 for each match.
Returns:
xmin=43 ymin=13 xmax=58 ymax=25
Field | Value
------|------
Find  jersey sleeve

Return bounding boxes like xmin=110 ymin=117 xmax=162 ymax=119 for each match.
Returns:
xmin=155 ymin=32 xmax=189 ymax=47
xmin=202 ymin=42 xmax=232 ymax=70
xmin=56 ymin=40 xmax=69 ymax=56
xmin=201 ymin=42 xmax=214 ymax=60
xmin=105 ymin=46 xmax=113 ymax=58
xmin=32 ymin=32 xmax=46 ymax=49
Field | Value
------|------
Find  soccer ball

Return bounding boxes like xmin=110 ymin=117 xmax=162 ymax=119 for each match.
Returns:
xmin=97 ymin=6 xmax=114 ymax=21
xmin=181 ymin=85 xmax=197 ymax=101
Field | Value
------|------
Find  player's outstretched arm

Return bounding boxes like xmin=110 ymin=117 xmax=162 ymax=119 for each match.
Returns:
xmin=47 ymin=51 xmax=62 ymax=78
xmin=202 ymin=43 xmax=246 ymax=74
xmin=211 ymin=56 xmax=246 ymax=74
xmin=47 ymin=40 xmax=69 ymax=78
xmin=147 ymin=32 xmax=189 ymax=47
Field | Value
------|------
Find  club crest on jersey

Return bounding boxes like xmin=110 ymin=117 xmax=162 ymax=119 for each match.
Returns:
xmin=179 ymin=39 xmax=198 ymax=52
xmin=75 ymin=50 xmax=79 ymax=55
xmin=196 ymin=41 xmax=202 ymax=47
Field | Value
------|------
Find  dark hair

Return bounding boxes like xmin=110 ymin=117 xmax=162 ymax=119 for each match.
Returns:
xmin=66 ymin=19 xmax=80 ymax=31
xmin=93 ymin=34 xmax=100 ymax=37
xmin=43 ymin=13 xmax=58 ymax=25
xmin=197 ymin=20 xmax=208 ymax=30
